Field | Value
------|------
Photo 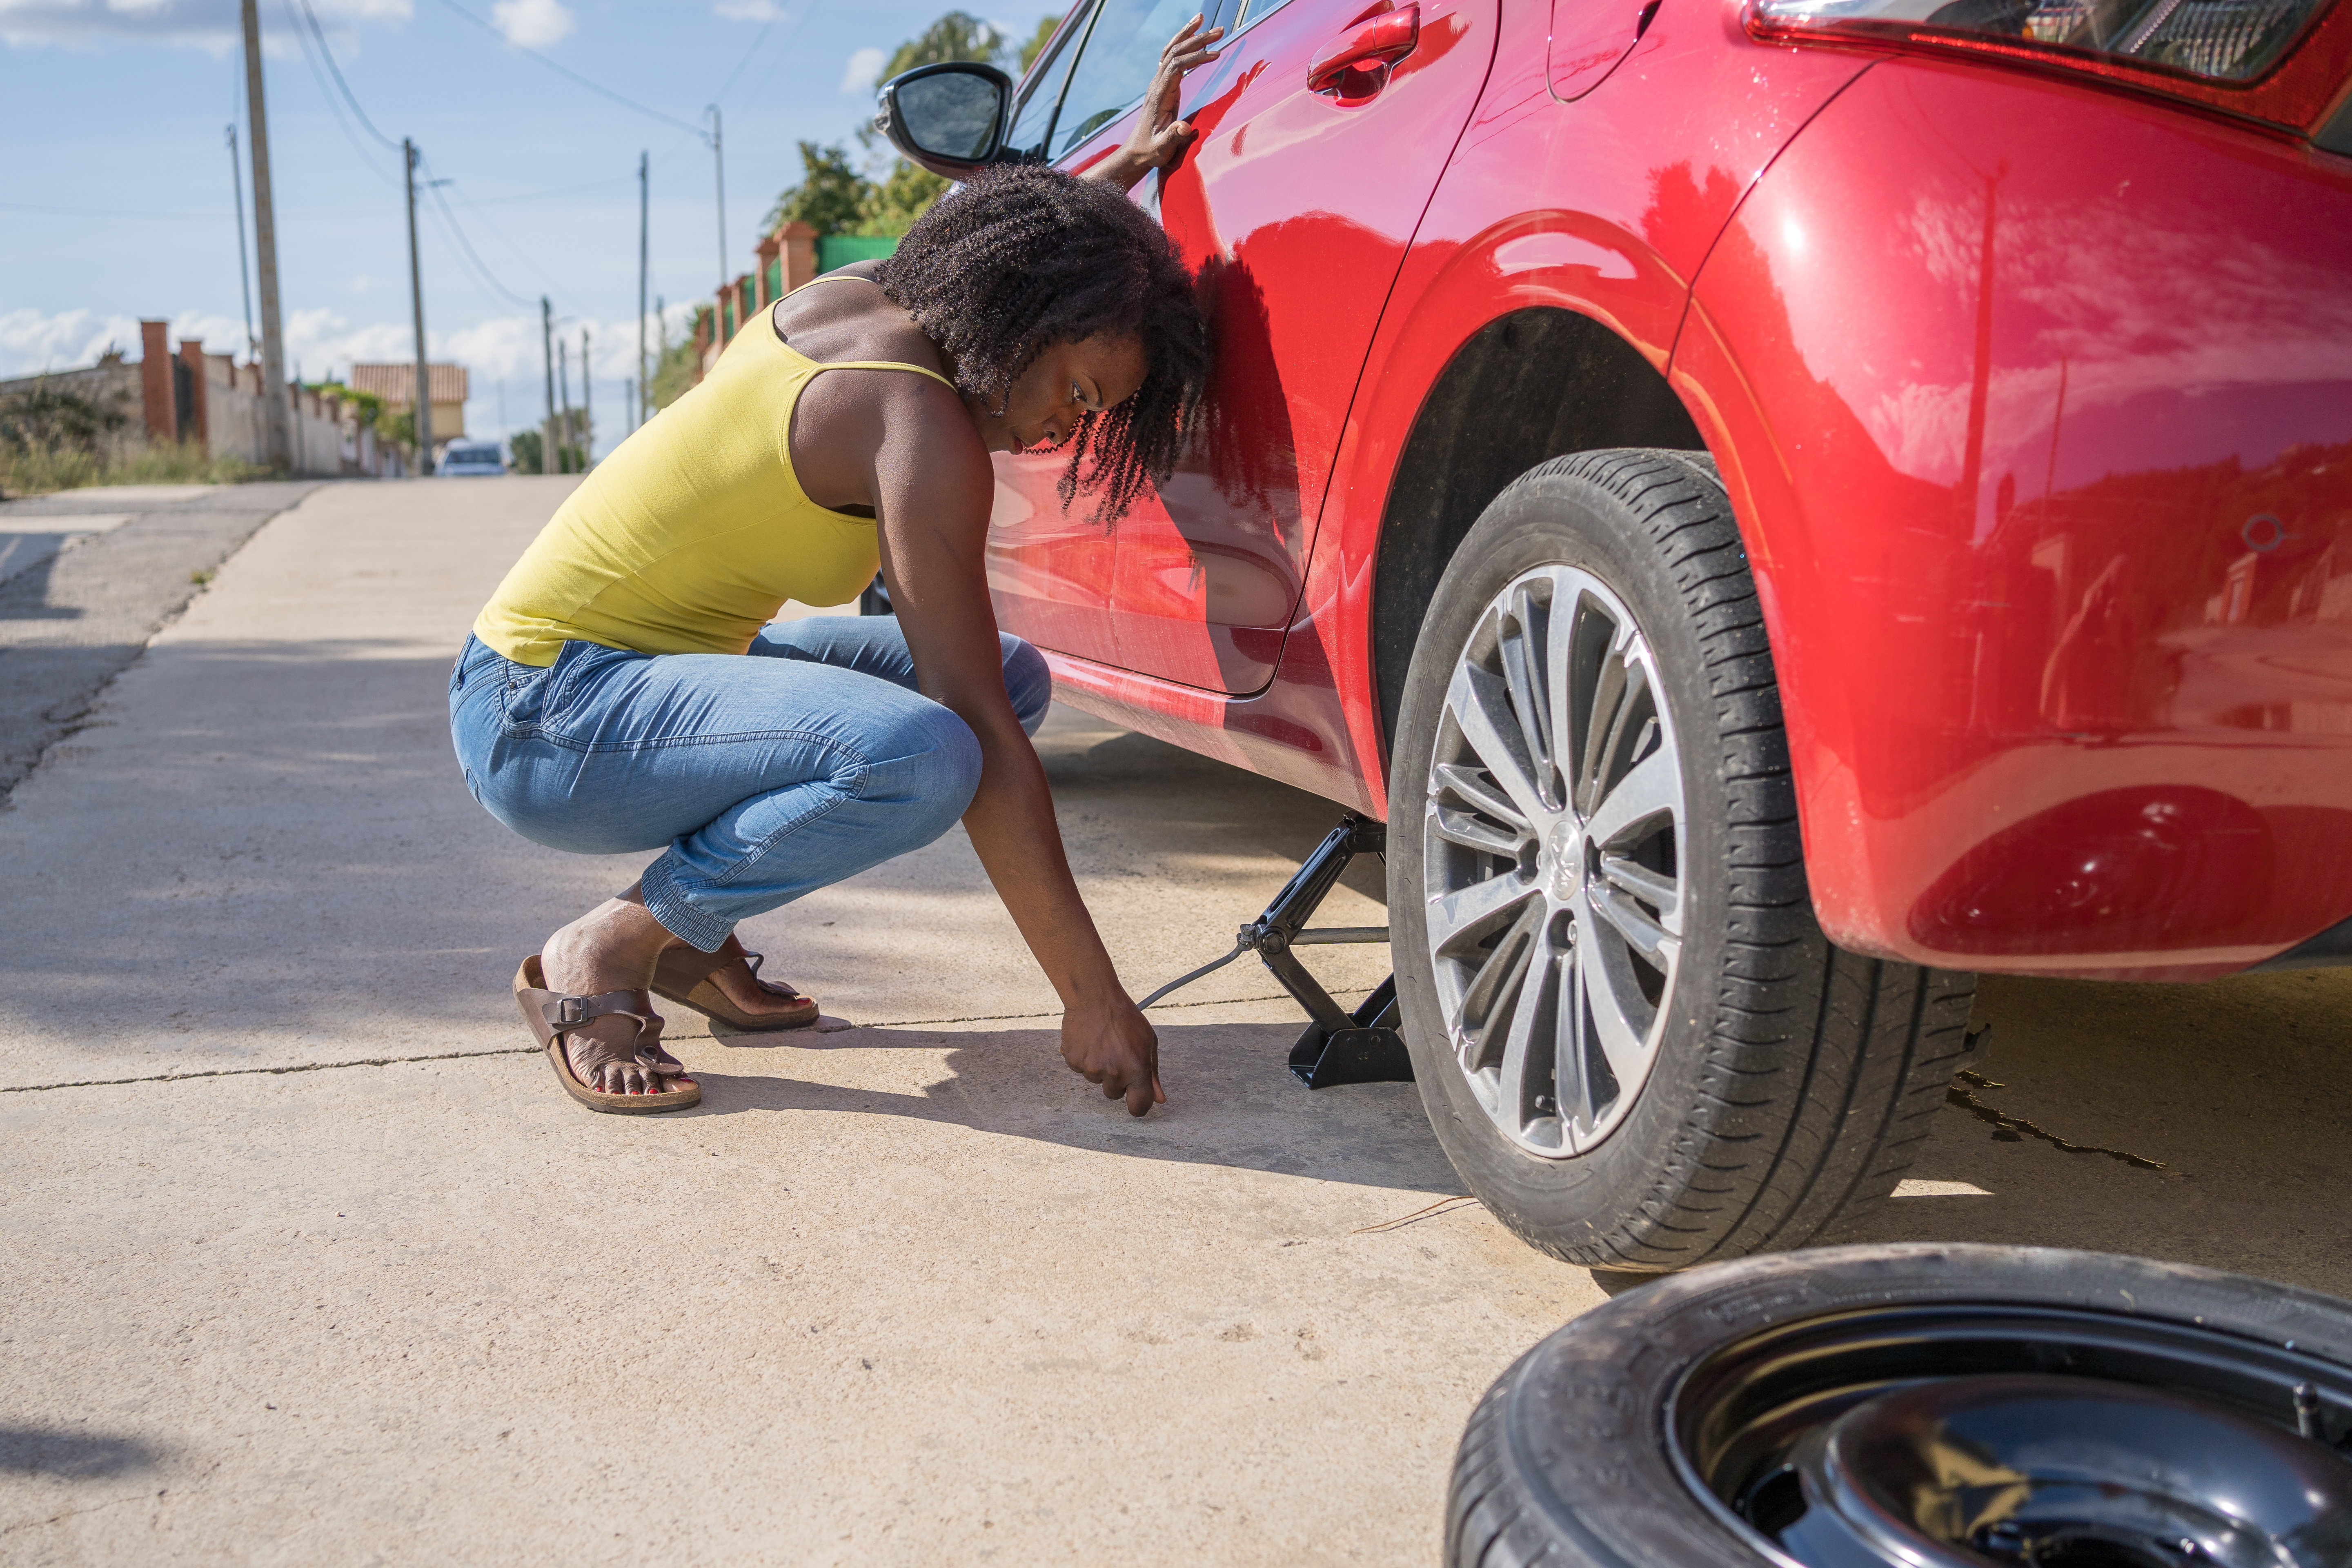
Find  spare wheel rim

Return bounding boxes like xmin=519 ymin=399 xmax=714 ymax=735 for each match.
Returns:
xmin=1666 ymin=1302 xmax=2352 ymax=1568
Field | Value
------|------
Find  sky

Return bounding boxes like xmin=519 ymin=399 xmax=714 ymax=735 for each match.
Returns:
xmin=1 ymin=0 xmax=1059 ymax=453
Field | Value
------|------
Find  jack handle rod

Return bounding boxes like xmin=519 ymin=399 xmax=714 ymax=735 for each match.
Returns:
xmin=1134 ymin=941 xmax=1246 ymax=1011
xmin=1132 ymin=925 xmax=1391 ymax=1012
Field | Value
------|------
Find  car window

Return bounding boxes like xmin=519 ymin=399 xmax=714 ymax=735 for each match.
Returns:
xmin=1005 ymin=5 xmax=1090 ymax=161
xmin=1050 ymin=0 xmax=1210 ymax=160
xmin=1226 ymin=0 xmax=1296 ymax=36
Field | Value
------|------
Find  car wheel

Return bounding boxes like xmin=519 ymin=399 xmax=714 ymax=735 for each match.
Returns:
xmin=1448 ymin=1243 xmax=2352 ymax=1568
xmin=1387 ymin=449 xmax=1977 ymax=1270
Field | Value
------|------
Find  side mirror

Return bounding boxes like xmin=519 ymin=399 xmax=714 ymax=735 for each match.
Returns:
xmin=873 ymin=62 xmax=1013 ymax=180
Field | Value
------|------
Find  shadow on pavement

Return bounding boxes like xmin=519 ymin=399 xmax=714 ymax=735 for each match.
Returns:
xmin=679 ymin=1020 xmax=1464 ymax=1196
xmin=0 ymin=1426 xmax=167 ymax=1480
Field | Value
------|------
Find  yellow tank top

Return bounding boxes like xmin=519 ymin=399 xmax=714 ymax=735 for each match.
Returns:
xmin=473 ymin=286 xmax=956 ymax=666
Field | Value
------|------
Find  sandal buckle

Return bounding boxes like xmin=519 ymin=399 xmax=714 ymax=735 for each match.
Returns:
xmin=556 ymin=995 xmax=588 ymax=1026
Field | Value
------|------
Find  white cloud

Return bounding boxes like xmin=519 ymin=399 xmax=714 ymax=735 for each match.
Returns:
xmin=489 ymin=0 xmax=570 ymax=48
xmin=0 ymin=308 xmax=140 ymax=377
xmin=712 ymin=0 xmax=779 ymax=18
xmin=839 ymin=44 xmax=883 ymax=93
xmin=0 ymin=0 xmax=409 ymax=52
xmin=842 ymin=44 xmax=884 ymax=93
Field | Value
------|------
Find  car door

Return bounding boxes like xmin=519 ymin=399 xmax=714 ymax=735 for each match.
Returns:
xmin=1048 ymin=0 xmax=1498 ymax=693
xmin=981 ymin=6 xmax=1127 ymax=664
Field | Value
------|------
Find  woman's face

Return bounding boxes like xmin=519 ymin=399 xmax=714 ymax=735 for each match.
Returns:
xmin=975 ymin=331 xmax=1150 ymax=455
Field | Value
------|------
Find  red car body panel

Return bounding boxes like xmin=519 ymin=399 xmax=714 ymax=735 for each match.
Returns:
xmin=990 ymin=0 xmax=2352 ymax=980
xmin=1673 ymin=58 xmax=2352 ymax=980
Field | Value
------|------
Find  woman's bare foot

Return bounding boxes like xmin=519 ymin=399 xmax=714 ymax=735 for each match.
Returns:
xmin=697 ymin=933 xmax=815 ymax=1022
xmin=541 ymin=894 xmax=691 ymax=1095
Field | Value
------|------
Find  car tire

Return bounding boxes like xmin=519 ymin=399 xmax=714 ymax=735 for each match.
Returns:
xmin=1447 ymin=1243 xmax=2352 ymax=1568
xmin=1387 ymin=449 xmax=1977 ymax=1271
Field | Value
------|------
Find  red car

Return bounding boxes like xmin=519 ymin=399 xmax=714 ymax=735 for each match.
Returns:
xmin=880 ymin=0 xmax=2352 ymax=1268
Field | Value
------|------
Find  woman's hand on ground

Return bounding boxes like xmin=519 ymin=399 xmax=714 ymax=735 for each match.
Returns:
xmin=1091 ymin=15 xmax=1225 ymax=189
xmin=1061 ymin=998 xmax=1165 ymax=1117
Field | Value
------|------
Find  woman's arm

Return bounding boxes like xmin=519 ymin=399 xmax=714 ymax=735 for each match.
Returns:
xmin=1083 ymin=15 xmax=1225 ymax=193
xmin=863 ymin=378 xmax=1165 ymax=1116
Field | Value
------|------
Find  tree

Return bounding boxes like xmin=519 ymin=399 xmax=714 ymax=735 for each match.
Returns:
xmin=508 ymin=427 xmax=543 ymax=474
xmin=853 ymin=161 xmax=951 ymax=237
xmin=1017 ymin=13 xmax=1059 ymax=71
xmin=881 ymin=10 xmax=1006 ymax=84
xmin=764 ymin=140 xmax=872 ymax=237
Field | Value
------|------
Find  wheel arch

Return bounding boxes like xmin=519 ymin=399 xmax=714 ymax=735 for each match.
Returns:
xmin=1368 ymin=306 xmax=1707 ymax=753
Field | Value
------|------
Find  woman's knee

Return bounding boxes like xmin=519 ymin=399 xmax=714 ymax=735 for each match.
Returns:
xmin=1000 ymin=634 xmax=1052 ymax=736
xmin=870 ymin=699 xmax=983 ymax=830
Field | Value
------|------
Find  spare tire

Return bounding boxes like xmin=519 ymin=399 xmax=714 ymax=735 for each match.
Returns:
xmin=1450 ymin=1243 xmax=2352 ymax=1568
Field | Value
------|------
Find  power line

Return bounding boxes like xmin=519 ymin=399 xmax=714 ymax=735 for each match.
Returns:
xmin=706 ymin=2 xmax=790 ymax=107
xmin=0 ymin=198 xmax=375 ymax=220
xmin=416 ymin=156 xmax=539 ymax=311
xmin=429 ymin=170 xmax=586 ymax=315
xmin=424 ymin=0 xmax=708 ymax=137
xmin=462 ymin=172 xmax=636 ymax=206
xmin=292 ymin=0 xmax=401 ymax=153
xmin=279 ymin=0 xmax=402 ymax=187
xmin=262 ymin=0 xmax=565 ymax=320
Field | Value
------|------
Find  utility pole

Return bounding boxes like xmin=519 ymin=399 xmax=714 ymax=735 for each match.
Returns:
xmin=557 ymin=336 xmax=572 ymax=474
xmin=540 ymin=296 xmax=556 ymax=477
xmin=637 ymin=149 xmax=649 ymax=431
xmin=226 ymin=125 xmax=256 ymax=362
xmin=403 ymin=138 xmax=434 ymax=476
xmin=239 ymin=0 xmax=291 ymax=470
xmin=579 ymin=326 xmax=592 ymax=467
xmin=709 ymin=105 xmax=728 ymax=291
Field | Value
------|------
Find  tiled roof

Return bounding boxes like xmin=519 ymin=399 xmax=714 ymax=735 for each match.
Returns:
xmin=348 ymin=363 xmax=471 ymax=405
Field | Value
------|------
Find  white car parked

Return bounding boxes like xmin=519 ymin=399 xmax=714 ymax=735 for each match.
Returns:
xmin=438 ymin=442 xmax=504 ymax=477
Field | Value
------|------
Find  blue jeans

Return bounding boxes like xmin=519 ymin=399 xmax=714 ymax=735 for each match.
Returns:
xmin=449 ymin=616 xmax=1051 ymax=952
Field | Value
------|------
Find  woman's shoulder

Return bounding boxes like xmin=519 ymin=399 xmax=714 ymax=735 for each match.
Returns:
xmin=771 ymin=276 xmax=944 ymax=378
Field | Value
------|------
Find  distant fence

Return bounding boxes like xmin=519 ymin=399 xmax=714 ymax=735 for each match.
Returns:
xmin=817 ymin=235 xmax=899 ymax=273
xmin=0 ymin=323 xmax=396 ymax=479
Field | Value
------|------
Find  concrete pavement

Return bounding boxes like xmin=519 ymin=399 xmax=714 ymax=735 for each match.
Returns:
xmin=0 ymin=483 xmax=320 ymax=796
xmin=0 ymin=477 xmax=2345 ymax=1565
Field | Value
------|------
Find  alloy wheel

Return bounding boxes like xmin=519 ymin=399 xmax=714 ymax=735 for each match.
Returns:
xmin=1420 ymin=565 xmax=1685 ymax=1157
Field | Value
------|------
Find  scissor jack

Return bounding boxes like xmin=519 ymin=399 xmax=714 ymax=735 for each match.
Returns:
xmin=1136 ymin=812 xmax=1415 ymax=1090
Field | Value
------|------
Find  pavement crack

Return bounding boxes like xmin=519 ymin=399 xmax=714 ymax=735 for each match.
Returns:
xmin=2 ymin=1045 xmax=536 ymax=1095
xmin=1351 ymin=1195 xmax=1478 ymax=1234
xmin=1945 ymin=1068 xmax=2166 ymax=1170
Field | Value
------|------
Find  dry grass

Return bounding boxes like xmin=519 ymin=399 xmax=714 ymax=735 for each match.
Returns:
xmin=0 ymin=438 xmax=269 ymax=497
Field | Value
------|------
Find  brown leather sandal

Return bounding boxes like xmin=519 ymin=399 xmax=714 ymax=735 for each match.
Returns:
xmin=514 ymin=956 xmax=701 ymax=1114
xmin=653 ymin=945 xmax=819 ymax=1032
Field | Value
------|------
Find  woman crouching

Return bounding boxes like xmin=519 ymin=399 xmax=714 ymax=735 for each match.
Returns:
xmin=448 ymin=32 xmax=1220 ymax=1118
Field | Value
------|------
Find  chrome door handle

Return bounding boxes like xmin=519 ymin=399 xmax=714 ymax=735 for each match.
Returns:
xmin=1306 ymin=3 xmax=1420 ymax=92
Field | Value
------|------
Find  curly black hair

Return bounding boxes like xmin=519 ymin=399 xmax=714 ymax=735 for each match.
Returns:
xmin=874 ymin=163 xmax=1209 ymax=521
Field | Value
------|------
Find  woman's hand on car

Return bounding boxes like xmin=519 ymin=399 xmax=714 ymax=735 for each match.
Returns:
xmin=1091 ymin=15 xmax=1226 ymax=189
xmin=1062 ymin=996 xmax=1165 ymax=1117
